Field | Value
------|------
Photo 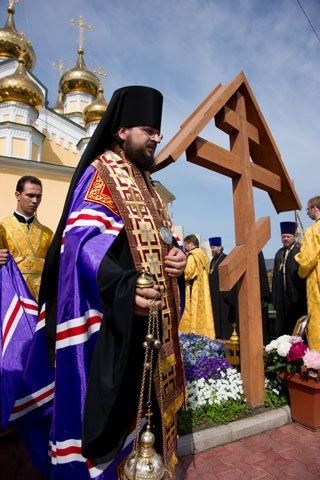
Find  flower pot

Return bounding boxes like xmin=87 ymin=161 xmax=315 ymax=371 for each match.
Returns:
xmin=285 ymin=373 xmax=320 ymax=431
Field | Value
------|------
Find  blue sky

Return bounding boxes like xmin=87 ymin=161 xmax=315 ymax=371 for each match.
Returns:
xmin=10 ymin=0 xmax=320 ymax=259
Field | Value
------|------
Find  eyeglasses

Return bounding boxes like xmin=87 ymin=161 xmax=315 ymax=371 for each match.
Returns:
xmin=137 ymin=126 xmax=163 ymax=142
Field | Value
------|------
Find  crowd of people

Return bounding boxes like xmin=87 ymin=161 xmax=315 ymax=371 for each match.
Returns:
xmin=0 ymin=83 xmax=320 ymax=480
xmin=180 ymin=211 xmax=320 ymax=349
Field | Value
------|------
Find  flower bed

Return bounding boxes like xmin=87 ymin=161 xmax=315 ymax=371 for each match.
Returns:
xmin=178 ymin=333 xmax=249 ymax=433
xmin=178 ymin=333 xmax=288 ymax=434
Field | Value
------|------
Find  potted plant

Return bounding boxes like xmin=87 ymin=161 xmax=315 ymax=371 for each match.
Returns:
xmin=264 ymin=335 xmax=320 ymax=430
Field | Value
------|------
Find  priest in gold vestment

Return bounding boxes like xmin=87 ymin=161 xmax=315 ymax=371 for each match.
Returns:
xmin=295 ymin=196 xmax=320 ymax=351
xmin=0 ymin=176 xmax=53 ymax=301
xmin=179 ymin=234 xmax=215 ymax=339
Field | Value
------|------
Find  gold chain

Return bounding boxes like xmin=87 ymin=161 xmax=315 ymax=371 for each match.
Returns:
xmin=132 ymin=298 xmax=166 ymax=467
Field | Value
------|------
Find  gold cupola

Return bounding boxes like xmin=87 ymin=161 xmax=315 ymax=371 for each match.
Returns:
xmin=52 ymin=90 xmax=64 ymax=115
xmin=82 ymin=83 xmax=108 ymax=125
xmin=0 ymin=55 xmax=44 ymax=109
xmin=0 ymin=2 xmax=36 ymax=71
xmin=59 ymin=48 xmax=99 ymax=97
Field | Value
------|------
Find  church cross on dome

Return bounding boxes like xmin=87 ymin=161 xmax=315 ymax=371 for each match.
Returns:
xmin=70 ymin=15 xmax=92 ymax=51
xmin=52 ymin=59 xmax=66 ymax=79
xmin=8 ymin=0 xmax=19 ymax=8
xmin=93 ymin=66 xmax=108 ymax=80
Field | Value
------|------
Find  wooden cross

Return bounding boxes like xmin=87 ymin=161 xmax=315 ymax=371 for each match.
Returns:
xmin=70 ymin=15 xmax=92 ymax=51
xmin=154 ymin=72 xmax=301 ymax=408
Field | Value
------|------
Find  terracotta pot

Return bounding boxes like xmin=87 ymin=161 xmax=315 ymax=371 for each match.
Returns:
xmin=285 ymin=373 xmax=320 ymax=431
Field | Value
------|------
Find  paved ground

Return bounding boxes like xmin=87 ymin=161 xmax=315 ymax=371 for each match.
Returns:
xmin=176 ymin=422 xmax=320 ymax=479
xmin=1 ymin=420 xmax=320 ymax=479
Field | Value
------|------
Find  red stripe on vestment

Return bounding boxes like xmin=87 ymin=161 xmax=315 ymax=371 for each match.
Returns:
xmin=56 ymin=315 xmax=101 ymax=341
xmin=11 ymin=384 xmax=55 ymax=414
xmin=51 ymin=444 xmax=82 ymax=458
xmin=66 ymin=212 xmax=122 ymax=232
xmin=2 ymin=298 xmax=21 ymax=347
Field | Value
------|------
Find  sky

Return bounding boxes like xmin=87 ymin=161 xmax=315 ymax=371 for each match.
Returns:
xmin=8 ymin=0 xmax=320 ymax=259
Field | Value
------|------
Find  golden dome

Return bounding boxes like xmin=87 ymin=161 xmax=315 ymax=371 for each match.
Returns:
xmin=82 ymin=83 xmax=108 ymax=124
xmin=59 ymin=48 xmax=99 ymax=96
xmin=0 ymin=56 xmax=44 ymax=109
xmin=52 ymin=90 xmax=64 ymax=114
xmin=0 ymin=4 xmax=36 ymax=71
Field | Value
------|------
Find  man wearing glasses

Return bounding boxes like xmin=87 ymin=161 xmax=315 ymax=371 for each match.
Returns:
xmin=295 ymin=197 xmax=320 ymax=350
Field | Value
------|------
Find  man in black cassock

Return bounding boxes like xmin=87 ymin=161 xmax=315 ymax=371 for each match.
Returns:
xmin=271 ymin=221 xmax=307 ymax=337
xmin=208 ymin=237 xmax=235 ymax=340
xmin=209 ymin=236 xmax=271 ymax=344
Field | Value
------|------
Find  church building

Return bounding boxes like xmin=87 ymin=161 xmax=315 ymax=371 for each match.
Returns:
xmin=0 ymin=2 xmax=174 ymax=233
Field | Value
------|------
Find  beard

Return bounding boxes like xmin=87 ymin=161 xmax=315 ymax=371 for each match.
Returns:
xmin=122 ymin=138 xmax=155 ymax=172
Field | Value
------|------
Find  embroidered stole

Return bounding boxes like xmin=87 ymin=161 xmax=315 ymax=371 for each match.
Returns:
xmin=90 ymin=151 xmax=186 ymax=473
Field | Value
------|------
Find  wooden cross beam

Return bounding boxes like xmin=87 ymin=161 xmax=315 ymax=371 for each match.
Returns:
xmin=154 ymin=71 xmax=301 ymax=408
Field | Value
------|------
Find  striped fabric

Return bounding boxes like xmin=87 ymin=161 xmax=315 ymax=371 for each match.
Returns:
xmin=9 ymin=166 xmax=131 ymax=479
xmin=0 ymin=253 xmax=38 ymax=427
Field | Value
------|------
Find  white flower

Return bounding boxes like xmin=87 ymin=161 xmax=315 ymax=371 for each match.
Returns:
xmin=186 ymin=367 xmax=244 ymax=409
xmin=277 ymin=341 xmax=292 ymax=357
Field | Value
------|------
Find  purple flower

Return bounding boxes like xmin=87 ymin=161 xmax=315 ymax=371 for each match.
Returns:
xmin=179 ymin=333 xmax=232 ymax=382
xmin=184 ymin=356 xmax=233 ymax=382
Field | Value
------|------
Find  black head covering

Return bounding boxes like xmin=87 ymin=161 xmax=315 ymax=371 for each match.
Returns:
xmin=41 ymin=85 xmax=163 ymax=365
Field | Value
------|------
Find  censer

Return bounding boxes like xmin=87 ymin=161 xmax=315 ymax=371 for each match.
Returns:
xmin=124 ymin=270 xmax=166 ymax=480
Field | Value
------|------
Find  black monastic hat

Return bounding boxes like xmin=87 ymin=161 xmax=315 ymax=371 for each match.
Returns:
xmin=209 ymin=237 xmax=222 ymax=247
xmin=280 ymin=221 xmax=296 ymax=235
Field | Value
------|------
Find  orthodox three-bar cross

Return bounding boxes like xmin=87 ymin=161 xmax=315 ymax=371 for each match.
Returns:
xmin=154 ymin=72 xmax=301 ymax=407
xmin=70 ymin=15 xmax=92 ymax=51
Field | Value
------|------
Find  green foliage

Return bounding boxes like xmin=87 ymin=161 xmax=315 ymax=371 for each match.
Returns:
xmin=178 ymin=382 xmax=289 ymax=435
xmin=265 ymin=385 xmax=289 ymax=409
xmin=177 ymin=397 xmax=251 ymax=435
xmin=263 ymin=350 xmax=287 ymax=373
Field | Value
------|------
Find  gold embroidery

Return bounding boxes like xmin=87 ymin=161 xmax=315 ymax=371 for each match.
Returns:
xmin=85 ymin=169 xmax=120 ymax=216
xmin=93 ymin=152 xmax=186 ymax=470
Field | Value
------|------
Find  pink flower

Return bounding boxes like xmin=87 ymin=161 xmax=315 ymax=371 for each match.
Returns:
xmin=287 ymin=342 xmax=308 ymax=362
xmin=303 ymin=349 xmax=320 ymax=370
xmin=308 ymin=369 xmax=318 ymax=379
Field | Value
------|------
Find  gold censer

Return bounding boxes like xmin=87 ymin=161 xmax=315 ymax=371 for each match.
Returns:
xmin=124 ymin=270 xmax=166 ymax=480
